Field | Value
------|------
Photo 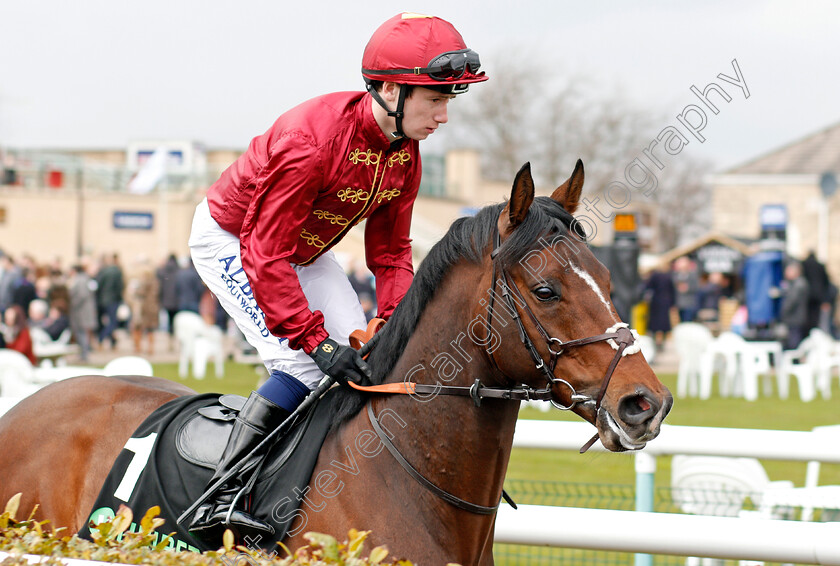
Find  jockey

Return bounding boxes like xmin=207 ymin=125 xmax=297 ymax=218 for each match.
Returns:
xmin=186 ymin=12 xmax=487 ymax=540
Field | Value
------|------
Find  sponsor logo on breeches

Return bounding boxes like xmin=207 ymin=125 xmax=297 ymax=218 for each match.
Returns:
xmin=218 ymin=255 xmax=272 ymax=339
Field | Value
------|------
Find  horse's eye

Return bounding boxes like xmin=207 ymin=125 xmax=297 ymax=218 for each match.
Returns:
xmin=533 ymin=286 xmax=558 ymax=302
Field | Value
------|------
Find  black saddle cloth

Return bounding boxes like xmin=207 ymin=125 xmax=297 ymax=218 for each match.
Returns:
xmin=78 ymin=389 xmax=340 ymax=552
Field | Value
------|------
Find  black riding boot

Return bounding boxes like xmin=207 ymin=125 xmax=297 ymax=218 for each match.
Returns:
xmin=188 ymin=391 xmax=289 ymax=540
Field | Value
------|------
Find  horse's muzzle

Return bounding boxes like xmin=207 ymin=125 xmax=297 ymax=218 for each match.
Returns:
xmin=597 ymin=386 xmax=673 ymax=451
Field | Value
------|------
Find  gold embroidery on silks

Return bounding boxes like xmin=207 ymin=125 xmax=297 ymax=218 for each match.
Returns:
xmin=348 ymin=147 xmax=410 ymax=168
xmin=387 ymin=149 xmax=411 ymax=167
xmin=300 ymin=228 xmax=326 ymax=249
xmin=376 ymin=188 xmax=402 ymax=203
xmin=348 ymin=148 xmax=381 ymax=166
xmin=336 ymin=188 xmax=372 ymax=204
xmin=301 ymin=147 xmax=409 ymax=265
xmin=313 ymin=209 xmax=350 ymax=226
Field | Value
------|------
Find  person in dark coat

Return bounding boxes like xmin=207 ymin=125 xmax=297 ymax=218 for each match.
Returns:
xmin=643 ymin=267 xmax=676 ymax=352
xmin=801 ymin=251 xmax=830 ymax=334
xmin=175 ymin=258 xmax=206 ymax=314
xmin=68 ymin=264 xmax=97 ymax=361
xmin=780 ymin=261 xmax=810 ymax=350
xmin=157 ymin=254 xmax=180 ymax=346
xmin=11 ymin=267 xmax=36 ymax=317
xmin=95 ymin=253 xmax=125 ymax=349
xmin=826 ymin=282 xmax=838 ymax=339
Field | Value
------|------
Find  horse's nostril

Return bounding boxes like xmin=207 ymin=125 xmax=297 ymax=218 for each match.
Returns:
xmin=618 ymin=392 xmax=658 ymax=425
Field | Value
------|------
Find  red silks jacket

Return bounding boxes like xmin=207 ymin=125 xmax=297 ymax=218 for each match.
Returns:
xmin=207 ymin=91 xmax=420 ymax=353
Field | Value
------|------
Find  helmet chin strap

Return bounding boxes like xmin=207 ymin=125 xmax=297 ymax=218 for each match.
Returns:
xmin=366 ymin=82 xmax=407 ymax=140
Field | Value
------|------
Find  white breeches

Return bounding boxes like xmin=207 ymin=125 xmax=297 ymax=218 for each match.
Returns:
xmin=188 ymin=198 xmax=367 ymax=389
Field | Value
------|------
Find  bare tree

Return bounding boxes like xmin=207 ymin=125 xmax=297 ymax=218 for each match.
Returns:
xmin=446 ymin=53 xmax=544 ymax=182
xmin=648 ymin=158 xmax=713 ymax=250
xmin=444 ymin=51 xmax=712 ymax=249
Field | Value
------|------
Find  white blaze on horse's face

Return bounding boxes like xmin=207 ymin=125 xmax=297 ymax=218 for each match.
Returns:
xmin=568 ymin=261 xmax=619 ymax=325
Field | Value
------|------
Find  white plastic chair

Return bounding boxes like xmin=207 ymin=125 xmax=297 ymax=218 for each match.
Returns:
xmin=29 ymin=326 xmax=73 ymax=347
xmin=699 ymin=332 xmax=744 ymax=399
xmin=672 ymin=323 xmax=714 ymax=398
xmin=174 ymin=311 xmax=225 ymax=379
xmin=103 ymin=356 xmax=154 ymax=377
xmin=174 ymin=311 xmax=205 ymax=378
xmin=801 ymin=424 xmax=840 ymax=521
xmin=734 ymin=342 xmax=778 ymax=402
xmin=699 ymin=332 xmax=775 ymax=401
xmin=671 ymin=455 xmax=794 ymax=519
xmin=192 ymin=324 xmax=225 ymax=379
xmin=30 ymin=326 xmax=79 ymax=367
xmin=808 ymin=328 xmax=840 ymax=399
xmin=778 ymin=335 xmax=818 ymax=402
xmin=672 ymin=455 xmax=799 ymax=566
xmin=0 ymin=349 xmax=41 ymax=398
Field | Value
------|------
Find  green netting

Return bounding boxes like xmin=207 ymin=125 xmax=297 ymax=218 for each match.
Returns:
xmin=493 ymin=480 xmax=828 ymax=566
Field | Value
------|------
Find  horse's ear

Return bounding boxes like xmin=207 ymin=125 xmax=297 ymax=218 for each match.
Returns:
xmin=498 ymin=162 xmax=535 ymax=236
xmin=550 ymin=159 xmax=584 ymax=214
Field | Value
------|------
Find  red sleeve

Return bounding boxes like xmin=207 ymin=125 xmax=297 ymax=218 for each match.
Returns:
xmin=364 ymin=168 xmax=419 ymax=319
xmin=239 ymin=133 xmax=330 ymax=353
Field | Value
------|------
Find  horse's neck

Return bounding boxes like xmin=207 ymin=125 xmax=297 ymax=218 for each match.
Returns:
xmin=372 ymin=263 xmax=519 ymax=548
xmin=312 ymin=263 xmax=518 ymax=561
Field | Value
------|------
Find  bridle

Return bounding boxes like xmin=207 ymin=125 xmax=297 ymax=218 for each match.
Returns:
xmin=484 ymin=228 xmax=638 ymax=414
xmin=359 ymin=226 xmax=639 ymax=515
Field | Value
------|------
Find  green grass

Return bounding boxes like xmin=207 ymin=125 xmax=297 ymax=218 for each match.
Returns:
xmin=150 ymin=361 xmax=267 ymax=396
xmin=150 ymin=363 xmax=840 ymax=488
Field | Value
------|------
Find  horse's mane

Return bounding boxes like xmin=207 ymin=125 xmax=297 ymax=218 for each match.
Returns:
xmin=328 ymin=196 xmax=583 ymax=429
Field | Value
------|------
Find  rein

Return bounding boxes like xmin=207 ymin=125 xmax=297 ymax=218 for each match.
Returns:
xmin=366 ymin=403 xmax=502 ymax=515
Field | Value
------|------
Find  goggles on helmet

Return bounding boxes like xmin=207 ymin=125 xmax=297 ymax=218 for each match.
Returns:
xmin=425 ymin=49 xmax=481 ymax=80
xmin=362 ymin=48 xmax=482 ymax=82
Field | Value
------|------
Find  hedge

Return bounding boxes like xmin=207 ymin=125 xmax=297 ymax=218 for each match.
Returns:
xmin=0 ymin=494 xmax=448 ymax=566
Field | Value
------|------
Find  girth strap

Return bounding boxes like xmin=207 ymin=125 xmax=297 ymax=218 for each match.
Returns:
xmin=367 ymin=403 xmax=500 ymax=515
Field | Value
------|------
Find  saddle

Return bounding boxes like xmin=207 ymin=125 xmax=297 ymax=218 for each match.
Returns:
xmin=79 ymin=390 xmax=338 ymax=552
xmin=175 ymin=394 xmax=311 ymax=476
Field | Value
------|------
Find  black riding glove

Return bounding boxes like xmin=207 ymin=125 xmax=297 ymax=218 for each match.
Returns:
xmin=309 ymin=337 xmax=371 ymax=385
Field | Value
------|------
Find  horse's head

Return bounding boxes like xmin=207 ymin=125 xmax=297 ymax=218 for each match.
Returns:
xmin=487 ymin=160 xmax=672 ymax=451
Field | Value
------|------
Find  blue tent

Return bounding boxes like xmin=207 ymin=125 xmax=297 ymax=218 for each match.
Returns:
xmin=742 ymin=251 xmax=784 ymax=326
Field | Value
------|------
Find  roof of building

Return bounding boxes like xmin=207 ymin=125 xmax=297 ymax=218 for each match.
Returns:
xmin=725 ymin=120 xmax=840 ymax=175
xmin=655 ymin=232 xmax=756 ymax=270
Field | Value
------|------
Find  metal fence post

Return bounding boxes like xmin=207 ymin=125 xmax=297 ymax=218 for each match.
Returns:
xmin=634 ymin=451 xmax=657 ymax=566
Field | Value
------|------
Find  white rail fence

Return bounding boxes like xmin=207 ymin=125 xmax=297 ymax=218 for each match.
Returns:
xmin=494 ymin=420 xmax=840 ymax=565
xmin=495 ymin=505 xmax=840 ymax=566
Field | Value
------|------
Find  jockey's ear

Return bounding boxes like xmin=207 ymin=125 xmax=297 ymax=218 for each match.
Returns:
xmin=498 ymin=162 xmax=534 ymax=237
xmin=550 ymin=159 xmax=584 ymax=214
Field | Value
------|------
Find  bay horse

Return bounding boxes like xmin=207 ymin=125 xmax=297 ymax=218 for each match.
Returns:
xmin=0 ymin=161 xmax=671 ymax=565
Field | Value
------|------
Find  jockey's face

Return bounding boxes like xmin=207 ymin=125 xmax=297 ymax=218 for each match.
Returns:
xmin=400 ymin=86 xmax=455 ymax=141
xmin=375 ymin=82 xmax=454 ymax=141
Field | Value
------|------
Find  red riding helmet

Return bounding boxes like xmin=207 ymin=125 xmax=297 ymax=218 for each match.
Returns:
xmin=362 ymin=12 xmax=488 ymax=95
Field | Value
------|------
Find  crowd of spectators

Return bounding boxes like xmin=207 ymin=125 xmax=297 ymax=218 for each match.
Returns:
xmin=0 ymin=250 xmax=228 ymax=363
xmin=4 ymin=246 xmax=835 ymax=366
xmin=0 ymin=250 xmax=380 ymax=367
xmin=643 ymin=251 xmax=839 ymax=351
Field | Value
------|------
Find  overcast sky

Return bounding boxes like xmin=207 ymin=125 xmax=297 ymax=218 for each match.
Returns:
xmin=2 ymin=0 xmax=838 ymax=172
